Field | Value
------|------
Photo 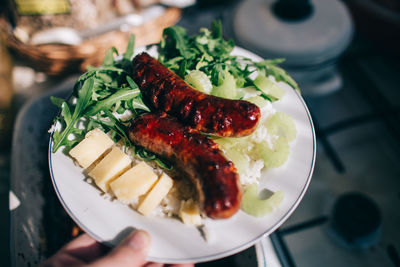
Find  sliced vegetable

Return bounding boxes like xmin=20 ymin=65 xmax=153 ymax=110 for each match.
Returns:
xmin=267 ymin=112 xmax=297 ymax=142
xmin=242 ymin=183 xmax=284 ymax=217
xmin=257 ymin=136 xmax=290 ymax=168
xmin=223 ymin=147 xmax=250 ymax=175
xmin=185 ymin=70 xmax=212 ymax=94
xmin=256 ymin=59 xmax=300 ymax=93
xmin=247 ymin=96 xmax=268 ymax=109
xmin=211 ymin=71 xmax=237 ymax=99
xmin=254 ymin=74 xmax=285 ymax=101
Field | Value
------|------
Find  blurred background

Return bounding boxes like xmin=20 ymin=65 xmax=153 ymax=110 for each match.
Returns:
xmin=1 ymin=0 xmax=399 ymax=266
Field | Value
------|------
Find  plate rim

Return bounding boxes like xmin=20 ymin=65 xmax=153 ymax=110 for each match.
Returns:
xmin=48 ymin=46 xmax=316 ymax=264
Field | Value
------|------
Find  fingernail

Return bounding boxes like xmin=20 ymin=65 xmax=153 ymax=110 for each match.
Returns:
xmin=124 ymin=230 xmax=150 ymax=250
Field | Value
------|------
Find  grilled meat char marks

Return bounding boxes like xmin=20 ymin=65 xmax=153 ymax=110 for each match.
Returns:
xmin=129 ymin=113 xmax=242 ymax=219
xmin=131 ymin=52 xmax=261 ymax=137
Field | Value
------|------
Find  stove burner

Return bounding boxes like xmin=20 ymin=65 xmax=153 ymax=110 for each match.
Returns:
xmin=272 ymin=0 xmax=314 ymax=21
xmin=328 ymin=192 xmax=382 ymax=249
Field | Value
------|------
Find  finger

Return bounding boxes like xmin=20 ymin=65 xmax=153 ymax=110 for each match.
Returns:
xmin=90 ymin=229 xmax=151 ymax=267
xmin=144 ymin=262 xmax=163 ymax=267
xmin=40 ymin=252 xmax=85 ymax=267
xmin=167 ymin=264 xmax=195 ymax=267
xmin=59 ymin=233 xmax=107 ymax=263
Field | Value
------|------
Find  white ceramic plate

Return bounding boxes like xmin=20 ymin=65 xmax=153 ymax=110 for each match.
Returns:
xmin=48 ymin=47 xmax=316 ymax=264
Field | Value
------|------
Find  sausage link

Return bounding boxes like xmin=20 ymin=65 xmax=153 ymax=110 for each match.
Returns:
xmin=131 ymin=52 xmax=261 ymax=137
xmin=128 ymin=112 xmax=242 ymax=219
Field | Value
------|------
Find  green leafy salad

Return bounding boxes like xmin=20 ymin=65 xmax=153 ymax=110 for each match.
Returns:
xmin=51 ymin=21 xmax=299 ymax=217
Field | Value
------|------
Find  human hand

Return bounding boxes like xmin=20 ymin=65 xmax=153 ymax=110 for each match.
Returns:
xmin=40 ymin=229 xmax=194 ymax=267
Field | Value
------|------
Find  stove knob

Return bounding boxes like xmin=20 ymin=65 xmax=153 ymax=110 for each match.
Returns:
xmin=328 ymin=192 xmax=382 ymax=249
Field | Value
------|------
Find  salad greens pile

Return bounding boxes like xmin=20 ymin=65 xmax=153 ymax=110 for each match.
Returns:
xmin=158 ymin=20 xmax=299 ymax=98
xmin=51 ymin=21 xmax=298 ymax=167
xmin=51 ymin=36 xmax=148 ymax=152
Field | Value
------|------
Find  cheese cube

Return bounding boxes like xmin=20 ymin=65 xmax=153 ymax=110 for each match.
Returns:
xmin=110 ymin=162 xmax=158 ymax=203
xmin=138 ymin=173 xmax=173 ymax=216
xmin=88 ymin=147 xmax=131 ymax=192
xmin=69 ymin=129 xmax=114 ymax=169
xmin=179 ymin=199 xmax=202 ymax=225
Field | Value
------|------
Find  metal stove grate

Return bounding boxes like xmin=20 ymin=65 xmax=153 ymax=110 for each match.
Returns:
xmin=269 ymin=54 xmax=400 ymax=267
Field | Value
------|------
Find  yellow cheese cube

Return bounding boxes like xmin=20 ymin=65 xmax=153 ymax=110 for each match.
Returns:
xmin=69 ymin=129 xmax=114 ymax=169
xmin=138 ymin=173 xmax=173 ymax=216
xmin=88 ymin=146 xmax=131 ymax=192
xmin=179 ymin=199 xmax=202 ymax=225
xmin=110 ymin=162 xmax=158 ymax=203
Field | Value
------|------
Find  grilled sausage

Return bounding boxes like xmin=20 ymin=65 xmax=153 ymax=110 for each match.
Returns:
xmin=128 ymin=112 xmax=242 ymax=219
xmin=131 ymin=52 xmax=261 ymax=137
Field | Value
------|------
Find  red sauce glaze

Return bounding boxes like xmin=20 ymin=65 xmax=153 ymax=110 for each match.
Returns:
xmin=128 ymin=113 xmax=242 ymax=219
xmin=131 ymin=52 xmax=261 ymax=137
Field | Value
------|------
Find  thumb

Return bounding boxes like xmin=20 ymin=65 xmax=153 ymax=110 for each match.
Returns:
xmin=91 ymin=230 xmax=151 ymax=267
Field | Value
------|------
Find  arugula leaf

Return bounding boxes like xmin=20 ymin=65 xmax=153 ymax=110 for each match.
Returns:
xmin=126 ymin=76 xmax=138 ymax=91
xmin=123 ymin=35 xmax=135 ymax=60
xmin=255 ymin=59 xmax=300 ymax=93
xmin=125 ymin=96 xmax=150 ymax=117
xmin=50 ymin=96 xmax=64 ymax=108
xmin=52 ymin=77 xmax=94 ymax=152
xmin=265 ymin=64 xmax=300 ymax=93
xmin=177 ymin=59 xmax=187 ymax=78
xmin=85 ymin=89 xmax=141 ymax=116
xmin=211 ymin=20 xmax=223 ymax=39
xmin=161 ymin=26 xmax=194 ymax=60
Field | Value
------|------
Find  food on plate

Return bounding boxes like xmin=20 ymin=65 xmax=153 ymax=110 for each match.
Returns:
xmin=88 ymin=146 xmax=132 ymax=192
xmin=184 ymin=70 xmax=213 ymax=94
xmin=267 ymin=112 xmax=297 ymax=142
xmin=50 ymin=21 xmax=300 ymax=226
xmin=137 ymin=172 xmax=174 ymax=216
xmin=241 ymin=183 xmax=284 ymax=217
xmin=131 ymin=52 xmax=261 ymax=137
xmin=256 ymin=136 xmax=290 ymax=169
xmin=128 ymin=112 xmax=242 ymax=219
xmin=179 ymin=198 xmax=202 ymax=226
xmin=69 ymin=128 xmax=114 ymax=169
xmin=69 ymin=132 xmax=175 ymax=216
xmin=253 ymin=74 xmax=286 ymax=101
xmin=110 ymin=161 xmax=158 ymax=203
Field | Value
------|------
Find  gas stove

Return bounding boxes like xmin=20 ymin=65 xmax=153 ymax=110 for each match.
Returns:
xmin=186 ymin=1 xmax=400 ymax=266
xmin=267 ymin=41 xmax=400 ymax=266
xmin=271 ymin=55 xmax=400 ymax=267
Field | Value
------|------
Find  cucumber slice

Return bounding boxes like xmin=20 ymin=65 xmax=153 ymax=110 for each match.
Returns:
xmin=236 ymin=88 xmax=246 ymax=99
xmin=257 ymin=136 xmax=289 ymax=168
xmin=185 ymin=70 xmax=212 ymax=94
xmin=254 ymin=74 xmax=285 ymax=100
xmin=223 ymin=147 xmax=249 ymax=175
xmin=247 ymin=96 xmax=268 ymax=109
xmin=242 ymin=86 xmax=261 ymax=99
xmin=267 ymin=112 xmax=297 ymax=142
xmin=215 ymin=136 xmax=253 ymax=152
xmin=211 ymin=71 xmax=237 ymax=99
xmin=213 ymin=137 xmax=236 ymax=149
xmin=242 ymin=183 xmax=284 ymax=217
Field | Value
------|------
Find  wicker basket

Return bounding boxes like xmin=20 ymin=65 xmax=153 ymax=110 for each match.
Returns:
xmin=2 ymin=7 xmax=181 ymax=76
